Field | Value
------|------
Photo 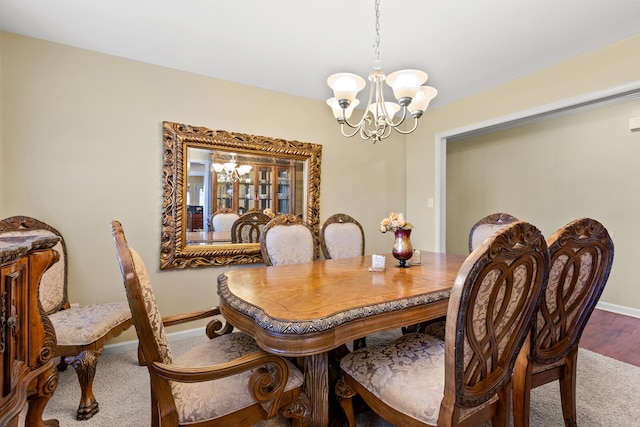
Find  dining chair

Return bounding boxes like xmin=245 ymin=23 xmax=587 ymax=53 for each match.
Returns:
xmin=336 ymin=221 xmax=549 ymax=427
xmin=208 ymin=208 xmax=239 ymax=232
xmin=260 ymin=214 xmax=317 ymax=266
xmin=468 ymin=212 xmax=520 ymax=252
xmin=111 ymin=220 xmax=311 ymax=426
xmin=0 ymin=215 xmax=133 ymax=420
xmin=513 ymin=217 xmax=614 ymax=427
xmin=231 ymin=210 xmax=271 ymax=244
xmin=319 ymin=213 xmax=365 ymax=259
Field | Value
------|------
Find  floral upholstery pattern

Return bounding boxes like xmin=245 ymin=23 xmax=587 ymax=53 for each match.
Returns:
xmin=0 ymin=229 xmax=65 ymax=313
xmin=323 ymin=222 xmax=363 ymax=259
xmin=130 ymin=248 xmax=172 ymax=363
xmin=50 ymin=301 xmax=131 ymax=346
xmin=263 ymin=224 xmax=315 ymax=266
xmin=171 ymin=332 xmax=304 ymax=423
xmin=341 ymin=333 xmax=446 ymax=425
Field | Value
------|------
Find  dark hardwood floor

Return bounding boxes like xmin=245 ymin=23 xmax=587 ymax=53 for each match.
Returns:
xmin=579 ymin=308 xmax=640 ymax=366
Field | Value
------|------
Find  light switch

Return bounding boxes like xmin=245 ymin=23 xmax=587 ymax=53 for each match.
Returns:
xmin=427 ymin=198 xmax=434 ymax=208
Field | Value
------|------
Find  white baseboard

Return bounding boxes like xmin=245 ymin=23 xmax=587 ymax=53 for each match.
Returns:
xmin=596 ymin=302 xmax=640 ymax=319
xmin=103 ymin=327 xmax=206 ymax=355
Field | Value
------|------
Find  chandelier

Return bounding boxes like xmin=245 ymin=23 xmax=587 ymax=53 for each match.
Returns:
xmin=326 ymin=0 xmax=437 ymax=143
xmin=212 ymin=153 xmax=252 ymax=183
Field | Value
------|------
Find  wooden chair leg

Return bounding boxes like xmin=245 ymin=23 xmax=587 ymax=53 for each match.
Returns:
xmin=24 ymin=361 xmax=60 ymax=427
xmin=282 ymin=391 xmax=312 ymax=427
xmin=513 ymin=341 xmax=533 ymax=427
xmin=66 ymin=348 xmax=103 ymax=420
xmin=335 ymin=375 xmax=357 ymax=427
xmin=559 ymin=350 xmax=578 ymax=427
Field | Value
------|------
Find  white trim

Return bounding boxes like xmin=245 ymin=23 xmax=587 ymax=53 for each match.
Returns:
xmin=433 ymin=80 xmax=640 ymax=252
xmin=596 ymin=302 xmax=640 ymax=319
xmin=103 ymin=327 xmax=206 ymax=355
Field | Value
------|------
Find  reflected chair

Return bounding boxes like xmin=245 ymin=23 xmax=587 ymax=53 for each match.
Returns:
xmin=513 ymin=218 xmax=614 ymax=427
xmin=468 ymin=212 xmax=520 ymax=252
xmin=231 ymin=210 xmax=271 ymax=244
xmin=208 ymin=208 xmax=239 ymax=232
xmin=0 ymin=215 xmax=132 ymax=420
xmin=111 ymin=220 xmax=311 ymax=426
xmin=336 ymin=221 xmax=549 ymax=427
xmin=260 ymin=214 xmax=317 ymax=266
xmin=319 ymin=213 xmax=365 ymax=259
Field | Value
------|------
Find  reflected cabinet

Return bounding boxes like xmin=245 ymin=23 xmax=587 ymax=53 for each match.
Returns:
xmin=212 ymin=155 xmax=299 ymax=216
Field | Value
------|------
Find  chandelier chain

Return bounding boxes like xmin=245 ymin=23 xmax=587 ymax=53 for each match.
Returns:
xmin=373 ymin=0 xmax=381 ymax=70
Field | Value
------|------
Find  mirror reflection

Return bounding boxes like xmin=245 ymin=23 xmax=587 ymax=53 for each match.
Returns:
xmin=160 ymin=122 xmax=322 ymax=269
xmin=186 ymin=149 xmax=306 ymax=245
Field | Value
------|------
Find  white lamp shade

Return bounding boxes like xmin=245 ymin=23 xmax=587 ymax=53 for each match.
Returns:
xmin=213 ymin=163 xmax=224 ymax=173
xmin=223 ymin=162 xmax=236 ymax=173
xmin=327 ymin=73 xmax=366 ymax=102
xmin=237 ymin=165 xmax=252 ymax=175
xmin=408 ymin=86 xmax=438 ymax=113
xmin=326 ymin=97 xmax=360 ymax=119
xmin=386 ymin=69 xmax=428 ymax=100
xmin=368 ymin=102 xmax=401 ymax=120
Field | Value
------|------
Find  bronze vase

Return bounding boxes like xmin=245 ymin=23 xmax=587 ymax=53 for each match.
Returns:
xmin=392 ymin=228 xmax=413 ymax=268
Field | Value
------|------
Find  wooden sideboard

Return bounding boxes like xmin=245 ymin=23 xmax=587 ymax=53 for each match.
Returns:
xmin=0 ymin=236 xmax=60 ymax=427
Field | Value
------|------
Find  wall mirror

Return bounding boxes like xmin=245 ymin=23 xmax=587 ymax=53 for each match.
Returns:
xmin=161 ymin=121 xmax=322 ymax=269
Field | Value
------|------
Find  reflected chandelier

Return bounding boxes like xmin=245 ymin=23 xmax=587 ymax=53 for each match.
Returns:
xmin=326 ymin=0 xmax=437 ymax=143
xmin=212 ymin=153 xmax=252 ymax=183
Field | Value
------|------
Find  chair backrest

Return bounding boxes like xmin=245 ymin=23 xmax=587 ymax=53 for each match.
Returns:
xmin=441 ymin=221 xmax=549 ymax=416
xmin=231 ymin=210 xmax=271 ymax=244
xmin=0 ymin=215 xmax=68 ymax=314
xmin=210 ymin=208 xmax=239 ymax=232
xmin=319 ymin=213 xmax=365 ymax=259
xmin=111 ymin=220 xmax=173 ymax=366
xmin=531 ymin=217 xmax=614 ymax=365
xmin=468 ymin=212 xmax=520 ymax=252
xmin=260 ymin=214 xmax=316 ymax=266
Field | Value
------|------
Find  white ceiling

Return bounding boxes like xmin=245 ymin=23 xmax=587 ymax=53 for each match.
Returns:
xmin=1 ymin=0 xmax=640 ymax=108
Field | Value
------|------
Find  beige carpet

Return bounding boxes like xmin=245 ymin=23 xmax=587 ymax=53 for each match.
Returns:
xmin=43 ymin=331 xmax=640 ymax=426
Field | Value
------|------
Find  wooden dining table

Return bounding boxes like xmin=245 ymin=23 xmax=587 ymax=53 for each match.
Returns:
xmin=217 ymin=251 xmax=467 ymax=427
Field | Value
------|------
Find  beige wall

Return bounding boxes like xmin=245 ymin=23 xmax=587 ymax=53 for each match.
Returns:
xmin=406 ymin=34 xmax=640 ymax=311
xmin=446 ymin=99 xmax=640 ymax=308
xmin=0 ymin=32 xmax=407 ymax=343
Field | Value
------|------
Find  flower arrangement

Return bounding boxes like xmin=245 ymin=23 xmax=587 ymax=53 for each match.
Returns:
xmin=379 ymin=212 xmax=413 ymax=233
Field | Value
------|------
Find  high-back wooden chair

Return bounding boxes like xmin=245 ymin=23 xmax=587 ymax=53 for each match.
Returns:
xmin=0 ymin=216 xmax=132 ymax=420
xmin=208 ymin=208 xmax=239 ymax=232
xmin=337 ymin=221 xmax=549 ymax=427
xmin=468 ymin=212 xmax=520 ymax=252
xmin=319 ymin=213 xmax=365 ymax=259
xmin=260 ymin=214 xmax=316 ymax=266
xmin=231 ymin=210 xmax=271 ymax=244
xmin=110 ymin=220 xmax=310 ymax=426
xmin=513 ymin=217 xmax=614 ymax=427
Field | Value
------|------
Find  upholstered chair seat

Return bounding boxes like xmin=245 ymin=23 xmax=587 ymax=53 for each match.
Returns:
xmin=171 ymin=332 xmax=304 ymax=423
xmin=49 ymin=302 xmax=131 ymax=346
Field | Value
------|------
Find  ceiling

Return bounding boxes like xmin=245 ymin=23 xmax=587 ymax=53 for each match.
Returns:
xmin=1 ymin=0 xmax=640 ymax=109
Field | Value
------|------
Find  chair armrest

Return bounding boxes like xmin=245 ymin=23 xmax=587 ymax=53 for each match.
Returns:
xmin=161 ymin=307 xmax=222 ymax=327
xmin=150 ymin=350 xmax=291 ymax=417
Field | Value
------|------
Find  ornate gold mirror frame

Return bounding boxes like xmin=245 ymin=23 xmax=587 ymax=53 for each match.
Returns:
xmin=160 ymin=121 xmax=322 ymax=269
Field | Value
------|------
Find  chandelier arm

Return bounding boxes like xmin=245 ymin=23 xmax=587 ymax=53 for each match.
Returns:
xmin=393 ymin=116 xmax=420 ymax=135
xmin=339 ymin=122 xmax=364 ymax=139
xmin=383 ymin=105 xmax=409 ymax=128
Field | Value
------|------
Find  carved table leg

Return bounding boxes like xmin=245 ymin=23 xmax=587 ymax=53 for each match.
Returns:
xmin=66 ymin=349 xmax=103 ymax=420
xmin=25 ymin=361 xmax=60 ymax=427
xmin=304 ymin=352 xmax=329 ymax=427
